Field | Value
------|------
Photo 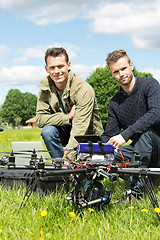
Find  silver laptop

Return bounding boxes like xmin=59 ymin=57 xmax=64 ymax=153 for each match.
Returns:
xmin=11 ymin=141 xmax=45 ymax=165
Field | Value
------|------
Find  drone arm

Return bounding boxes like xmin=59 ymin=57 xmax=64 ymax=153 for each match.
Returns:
xmin=118 ymin=168 xmax=160 ymax=177
xmin=44 ymin=168 xmax=87 ymax=177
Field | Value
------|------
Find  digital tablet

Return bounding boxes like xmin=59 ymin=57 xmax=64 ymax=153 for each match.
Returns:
xmin=74 ymin=134 xmax=103 ymax=143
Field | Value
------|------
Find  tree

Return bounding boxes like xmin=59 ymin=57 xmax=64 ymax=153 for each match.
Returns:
xmin=133 ymin=68 xmax=152 ymax=78
xmin=0 ymin=89 xmax=37 ymax=127
xmin=87 ymin=66 xmax=153 ymax=127
xmin=87 ymin=66 xmax=119 ymax=127
xmin=22 ymin=92 xmax=37 ymax=124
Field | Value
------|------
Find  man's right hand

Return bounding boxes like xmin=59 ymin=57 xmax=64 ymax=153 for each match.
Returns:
xmin=108 ymin=134 xmax=126 ymax=148
xmin=69 ymin=105 xmax=76 ymax=120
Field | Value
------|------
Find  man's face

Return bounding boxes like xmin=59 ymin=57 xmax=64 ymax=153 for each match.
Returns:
xmin=109 ymin=56 xmax=134 ymax=86
xmin=45 ymin=54 xmax=71 ymax=88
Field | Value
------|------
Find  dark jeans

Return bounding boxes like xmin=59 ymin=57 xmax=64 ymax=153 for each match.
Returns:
xmin=114 ymin=130 xmax=160 ymax=197
xmin=41 ymin=125 xmax=71 ymax=158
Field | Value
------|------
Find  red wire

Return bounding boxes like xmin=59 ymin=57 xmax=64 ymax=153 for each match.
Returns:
xmin=64 ymin=148 xmax=87 ymax=167
xmin=65 ymin=147 xmax=128 ymax=169
xmin=117 ymin=148 xmax=126 ymax=168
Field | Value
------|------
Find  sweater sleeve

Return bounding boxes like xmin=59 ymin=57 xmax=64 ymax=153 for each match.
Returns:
xmin=121 ymin=78 xmax=160 ymax=141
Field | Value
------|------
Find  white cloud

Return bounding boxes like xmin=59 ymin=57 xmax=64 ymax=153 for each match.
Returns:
xmin=87 ymin=1 xmax=160 ymax=50
xmin=0 ymin=63 xmax=102 ymax=87
xmin=14 ymin=46 xmax=45 ymax=63
xmin=0 ymin=0 xmax=102 ymax=25
xmin=0 ymin=66 xmax=46 ymax=85
xmin=142 ymin=68 xmax=160 ymax=82
xmin=0 ymin=45 xmax=10 ymax=60
xmin=72 ymin=63 xmax=104 ymax=80
xmin=0 ymin=0 xmax=160 ymax=50
xmin=1 ymin=0 xmax=160 ymax=50
xmin=12 ymin=43 xmax=79 ymax=63
xmin=0 ymin=43 xmax=85 ymax=88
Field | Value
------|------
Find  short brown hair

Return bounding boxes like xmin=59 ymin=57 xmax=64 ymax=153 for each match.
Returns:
xmin=106 ymin=49 xmax=130 ymax=67
xmin=45 ymin=47 xmax=69 ymax=64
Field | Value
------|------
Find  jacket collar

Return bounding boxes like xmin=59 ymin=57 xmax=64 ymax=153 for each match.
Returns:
xmin=38 ymin=70 xmax=73 ymax=96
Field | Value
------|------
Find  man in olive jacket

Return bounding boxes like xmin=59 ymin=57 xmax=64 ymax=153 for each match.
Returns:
xmin=36 ymin=47 xmax=103 ymax=159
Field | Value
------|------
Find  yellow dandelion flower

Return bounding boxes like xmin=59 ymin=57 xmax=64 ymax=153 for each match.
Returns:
xmin=40 ymin=231 xmax=44 ymax=236
xmin=69 ymin=212 xmax=77 ymax=219
xmin=40 ymin=230 xmax=44 ymax=236
xmin=0 ymin=229 xmax=2 ymax=233
xmin=29 ymin=231 xmax=34 ymax=236
xmin=41 ymin=210 xmax=47 ymax=217
xmin=39 ymin=238 xmax=45 ymax=240
xmin=88 ymin=208 xmax=94 ymax=212
xmin=141 ymin=209 xmax=148 ymax=213
xmin=128 ymin=206 xmax=134 ymax=210
xmin=154 ymin=208 xmax=160 ymax=213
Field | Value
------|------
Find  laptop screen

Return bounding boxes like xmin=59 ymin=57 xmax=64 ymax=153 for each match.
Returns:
xmin=11 ymin=141 xmax=44 ymax=165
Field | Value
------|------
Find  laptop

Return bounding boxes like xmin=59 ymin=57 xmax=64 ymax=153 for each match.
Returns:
xmin=11 ymin=141 xmax=45 ymax=165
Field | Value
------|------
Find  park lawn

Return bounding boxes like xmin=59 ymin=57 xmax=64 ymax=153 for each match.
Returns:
xmin=0 ymin=128 xmax=160 ymax=240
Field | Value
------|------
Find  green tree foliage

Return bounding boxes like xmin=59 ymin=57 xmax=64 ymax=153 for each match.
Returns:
xmin=0 ymin=89 xmax=37 ymax=126
xmin=87 ymin=66 xmax=153 ymax=127
xmin=23 ymin=92 xmax=37 ymax=123
xmin=133 ymin=68 xmax=153 ymax=78
xmin=87 ymin=66 xmax=119 ymax=127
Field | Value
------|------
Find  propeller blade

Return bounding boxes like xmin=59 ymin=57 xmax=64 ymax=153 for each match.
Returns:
xmin=12 ymin=149 xmax=49 ymax=153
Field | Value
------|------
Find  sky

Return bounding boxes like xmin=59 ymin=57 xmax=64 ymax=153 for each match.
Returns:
xmin=0 ymin=0 xmax=160 ymax=106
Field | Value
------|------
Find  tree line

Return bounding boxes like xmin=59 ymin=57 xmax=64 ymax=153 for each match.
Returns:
xmin=0 ymin=66 xmax=152 ymax=128
xmin=0 ymin=89 xmax=37 ymax=127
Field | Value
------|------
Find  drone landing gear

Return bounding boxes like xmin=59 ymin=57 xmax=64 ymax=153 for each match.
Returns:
xmin=68 ymin=180 xmax=111 ymax=209
xmin=141 ymin=175 xmax=160 ymax=221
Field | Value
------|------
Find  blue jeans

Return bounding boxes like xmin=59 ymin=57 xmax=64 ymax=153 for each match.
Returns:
xmin=114 ymin=130 xmax=160 ymax=197
xmin=41 ymin=125 xmax=71 ymax=158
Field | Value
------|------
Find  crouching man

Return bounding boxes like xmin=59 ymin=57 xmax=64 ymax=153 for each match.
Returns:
xmin=101 ymin=49 xmax=160 ymax=199
xmin=36 ymin=47 xmax=103 ymax=160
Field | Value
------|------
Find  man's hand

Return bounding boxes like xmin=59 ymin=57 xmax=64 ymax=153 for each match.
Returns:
xmin=108 ymin=134 xmax=126 ymax=148
xmin=69 ymin=105 xmax=76 ymax=120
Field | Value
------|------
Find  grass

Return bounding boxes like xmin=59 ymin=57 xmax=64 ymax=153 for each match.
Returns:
xmin=0 ymin=129 xmax=160 ymax=240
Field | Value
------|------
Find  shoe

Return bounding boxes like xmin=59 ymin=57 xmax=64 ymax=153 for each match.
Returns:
xmin=111 ymin=193 xmax=141 ymax=205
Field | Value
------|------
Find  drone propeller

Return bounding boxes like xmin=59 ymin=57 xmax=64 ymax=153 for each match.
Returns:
xmin=0 ymin=149 xmax=49 ymax=155
xmin=11 ymin=154 xmax=64 ymax=162
xmin=0 ymin=151 xmax=37 ymax=155
xmin=16 ymin=149 xmax=49 ymax=153
xmin=0 ymin=151 xmax=12 ymax=154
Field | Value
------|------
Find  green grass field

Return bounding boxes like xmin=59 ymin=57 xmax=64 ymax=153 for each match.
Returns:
xmin=0 ymin=129 xmax=160 ymax=240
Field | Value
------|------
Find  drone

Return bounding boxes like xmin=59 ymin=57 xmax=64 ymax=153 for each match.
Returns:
xmin=0 ymin=130 xmax=160 ymax=221
xmin=64 ymin=138 xmax=160 ymax=218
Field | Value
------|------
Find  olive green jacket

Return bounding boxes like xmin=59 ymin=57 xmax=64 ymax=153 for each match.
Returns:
xmin=36 ymin=71 xmax=103 ymax=149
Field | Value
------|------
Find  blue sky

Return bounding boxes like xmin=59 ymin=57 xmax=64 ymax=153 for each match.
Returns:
xmin=0 ymin=0 xmax=160 ymax=106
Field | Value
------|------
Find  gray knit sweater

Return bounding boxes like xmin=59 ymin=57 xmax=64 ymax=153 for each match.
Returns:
xmin=102 ymin=77 xmax=160 ymax=143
